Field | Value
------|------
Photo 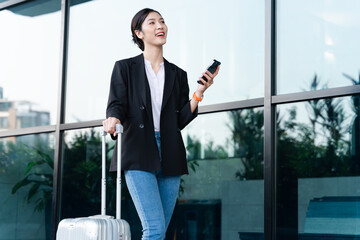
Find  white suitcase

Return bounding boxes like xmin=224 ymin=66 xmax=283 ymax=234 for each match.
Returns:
xmin=57 ymin=124 xmax=131 ymax=240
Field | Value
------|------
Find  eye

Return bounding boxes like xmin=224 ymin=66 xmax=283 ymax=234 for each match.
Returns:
xmin=149 ymin=21 xmax=154 ymax=24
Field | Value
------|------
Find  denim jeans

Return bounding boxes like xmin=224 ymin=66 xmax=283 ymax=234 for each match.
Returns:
xmin=124 ymin=131 xmax=181 ymax=240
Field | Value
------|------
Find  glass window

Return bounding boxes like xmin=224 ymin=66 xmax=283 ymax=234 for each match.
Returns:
xmin=61 ymin=109 xmax=264 ymax=239
xmin=0 ymin=133 xmax=54 ymax=240
xmin=0 ymin=2 xmax=61 ymax=129
xmin=65 ymin=0 xmax=265 ymax=123
xmin=277 ymin=1 xmax=360 ymax=94
xmin=61 ymin=127 xmax=142 ymax=236
xmin=178 ymin=110 xmax=264 ymax=239
xmin=0 ymin=117 xmax=8 ymax=129
xmin=276 ymin=95 xmax=360 ymax=239
xmin=60 ymin=127 xmax=116 ymax=219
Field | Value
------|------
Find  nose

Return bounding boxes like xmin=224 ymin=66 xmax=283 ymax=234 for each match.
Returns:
xmin=156 ymin=22 xmax=163 ymax=29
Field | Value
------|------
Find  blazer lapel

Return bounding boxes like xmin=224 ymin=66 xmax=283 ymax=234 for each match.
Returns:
xmin=132 ymin=54 xmax=153 ymax=124
xmin=162 ymin=58 xmax=175 ymax=111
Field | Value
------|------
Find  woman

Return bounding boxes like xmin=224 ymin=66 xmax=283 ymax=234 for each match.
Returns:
xmin=103 ymin=8 xmax=220 ymax=240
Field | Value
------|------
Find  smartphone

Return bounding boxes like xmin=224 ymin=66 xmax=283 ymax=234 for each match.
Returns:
xmin=197 ymin=59 xmax=221 ymax=85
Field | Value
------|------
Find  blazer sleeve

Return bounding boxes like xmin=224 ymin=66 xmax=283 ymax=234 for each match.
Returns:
xmin=178 ymin=70 xmax=198 ymax=130
xmin=106 ymin=61 xmax=128 ymax=125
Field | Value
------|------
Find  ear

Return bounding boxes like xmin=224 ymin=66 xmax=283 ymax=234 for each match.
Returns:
xmin=135 ymin=30 xmax=143 ymax=40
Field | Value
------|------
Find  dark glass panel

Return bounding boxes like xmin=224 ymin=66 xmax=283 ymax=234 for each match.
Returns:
xmin=0 ymin=133 xmax=54 ymax=240
xmin=276 ymin=95 xmax=360 ymax=239
xmin=60 ymin=109 xmax=264 ymax=239
xmin=176 ymin=109 xmax=264 ymax=239
xmin=60 ymin=128 xmax=140 ymax=236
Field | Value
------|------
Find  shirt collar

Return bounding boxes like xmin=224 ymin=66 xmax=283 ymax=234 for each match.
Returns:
xmin=144 ymin=58 xmax=164 ymax=67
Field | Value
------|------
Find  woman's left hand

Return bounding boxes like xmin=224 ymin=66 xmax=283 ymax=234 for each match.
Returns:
xmin=197 ymin=65 xmax=220 ymax=94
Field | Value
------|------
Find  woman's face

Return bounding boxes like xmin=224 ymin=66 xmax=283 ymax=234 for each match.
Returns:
xmin=136 ymin=11 xmax=168 ymax=49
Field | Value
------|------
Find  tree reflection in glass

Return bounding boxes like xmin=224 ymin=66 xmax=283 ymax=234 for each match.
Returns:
xmin=278 ymin=78 xmax=359 ymax=179
xmin=343 ymin=72 xmax=360 ymax=174
xmin=0 ymin=135 xmax=53 ymax=240
xmin=276 ymin=77 xmax=360 ymax=239
xmin=229 ymin=109 xmax=264 ymax=180
xmin=181 ymin=110 xmax=264 ymax=239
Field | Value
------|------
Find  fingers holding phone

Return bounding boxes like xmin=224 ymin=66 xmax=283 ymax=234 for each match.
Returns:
xmin=197 ymin=59 xmax=221 ymax=94
xmin=203 ymin=66 xmax=220 ymax=84
xmin=197 ymin=59 xmax=221 ymax=84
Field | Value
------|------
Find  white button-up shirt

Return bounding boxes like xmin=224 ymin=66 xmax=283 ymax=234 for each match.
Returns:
xmin=144 ymin=58 xmax=165 ymax=132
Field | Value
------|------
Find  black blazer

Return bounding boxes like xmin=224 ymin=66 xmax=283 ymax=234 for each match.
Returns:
xmin=106 ymin=53 xmax=198 ymax=176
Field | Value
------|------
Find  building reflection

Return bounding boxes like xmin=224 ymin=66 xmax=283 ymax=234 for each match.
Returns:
xmin=0 ymin=86 xmax=50 ymax=144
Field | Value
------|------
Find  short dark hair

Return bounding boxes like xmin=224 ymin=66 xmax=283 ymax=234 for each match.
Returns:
xmin=131 ymin=8 xmax=161 ymax=51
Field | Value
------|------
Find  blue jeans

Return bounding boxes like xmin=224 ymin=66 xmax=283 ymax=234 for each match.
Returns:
xmin=124 ymin=131 xmax=181 ymax=240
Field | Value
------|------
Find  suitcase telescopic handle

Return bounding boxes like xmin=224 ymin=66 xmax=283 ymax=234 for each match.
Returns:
xmin=101 ymin=124 xmax=124 ymax=219
xmin=115 ymin=124 xmax=123 ymax=219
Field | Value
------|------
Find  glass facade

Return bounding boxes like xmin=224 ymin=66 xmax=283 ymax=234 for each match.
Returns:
xmin=0 ymin=0 xmax=359 ymax=240
xmin=0 ymin=1 xmax=61 ymax=129
xmin=60 ymin=111 xmax=264 ymax=239
xmin=60 ymin=127 xmax=120 ymax=218
xmin=65 ymin=0 xmax=265 ymax=123
xmin=276 ymin=96 xmax=360 ymax=239
xmin=180 ymin=110 xmax=264 ymax=239
xmin=277 ymin=1 xmax=360 ymax=94
xmin=0 ymin=133 xmax=54 ymax=240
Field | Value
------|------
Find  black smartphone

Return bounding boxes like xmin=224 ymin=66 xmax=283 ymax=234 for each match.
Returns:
xmin=197 ymin=59 xmax=221 ymax=85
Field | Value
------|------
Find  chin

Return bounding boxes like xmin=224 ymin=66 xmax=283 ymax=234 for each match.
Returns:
xmin=158 ymin=41 xmax=167 ymax=46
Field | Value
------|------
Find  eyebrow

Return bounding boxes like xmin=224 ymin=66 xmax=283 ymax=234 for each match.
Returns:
xmin=147 ymin=18 xmax=164 ymax=22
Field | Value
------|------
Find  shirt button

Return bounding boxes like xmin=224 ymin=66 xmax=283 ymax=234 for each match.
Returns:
xmin=140 ymin=106 xmax=145 ymax=110
xmin=139 ymin=124 xmax=144 ymax=128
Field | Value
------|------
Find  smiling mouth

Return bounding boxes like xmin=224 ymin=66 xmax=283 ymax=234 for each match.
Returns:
xmin=156 ymin=32 xmax=165 ymax=37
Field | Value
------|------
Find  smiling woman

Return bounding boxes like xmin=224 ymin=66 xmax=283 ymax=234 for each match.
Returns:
xmin=102 ymin=7 xmax=220 ymax=239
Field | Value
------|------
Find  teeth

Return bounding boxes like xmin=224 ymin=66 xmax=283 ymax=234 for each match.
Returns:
xmin=156 ymin=33 xmax=164 ymax=36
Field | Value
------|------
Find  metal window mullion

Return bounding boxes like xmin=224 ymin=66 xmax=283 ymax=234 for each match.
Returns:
xmin=272 ymin=85 xmax=360 ymax=104
xmin=51 ymin=0 xmax=69 ymax=239
xmin=198 ymin=98 xmax=264 ymax=114
xmin=0 ymin=125 xmax=56 ymax=138
xmin=264 ymin=0 xmax=276 ymax=239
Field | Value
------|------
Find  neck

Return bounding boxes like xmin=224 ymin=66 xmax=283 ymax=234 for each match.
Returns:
xmin=143 ymin=45 xmax=164 ymax=65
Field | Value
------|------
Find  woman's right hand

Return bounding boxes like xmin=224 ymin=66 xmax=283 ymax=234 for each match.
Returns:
xmin=102 ymin=117 xmax=121 ymax=136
